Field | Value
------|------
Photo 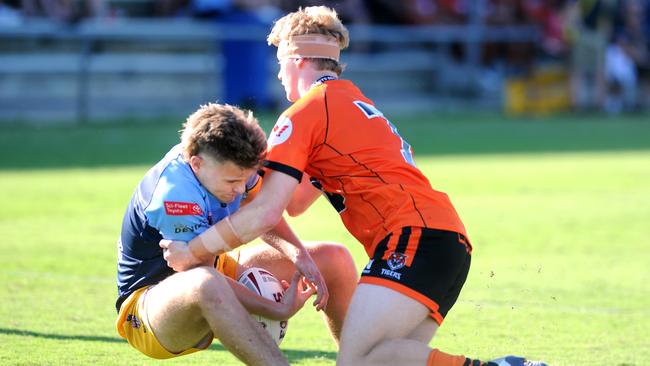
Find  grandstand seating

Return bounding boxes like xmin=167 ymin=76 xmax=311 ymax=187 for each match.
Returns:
xmin=0 ymin=18 xmax=539 ymax=122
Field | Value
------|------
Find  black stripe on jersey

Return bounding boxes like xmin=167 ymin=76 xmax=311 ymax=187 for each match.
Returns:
xmin=313 ymin=146 xmax=392 ymax=234
xmin=323 ymin=142 xmax=345 ymax=156
xmin=319 ymin=174 xmax=382 ymax=179
xmin=323 ymin=90 xmax=330 ymax=144
xmin=395 ymin=226 xmax=412 ymax=253
xmin=263 ymin=160 xmax=303 ymax=182
xmin=317 ymin=145 xmax=386 ymax=182
xmin=316 ymin=167 xmax=326 ymax=177
xmin=400 ymin=184 xmax=427 ymax=227
xmin=346 ymin=153 xmax=386 ymax=183
xmin=358 ymin=192 xmax=390 ymax=233
xmin=320 ymin=146 xmax=383 ymax=179
xmin=337 ymin=177 xmax=346 ymax=193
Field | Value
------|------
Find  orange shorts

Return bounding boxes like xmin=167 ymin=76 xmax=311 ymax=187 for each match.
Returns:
xmin=115 ymin=251 xmax=240 ymax=359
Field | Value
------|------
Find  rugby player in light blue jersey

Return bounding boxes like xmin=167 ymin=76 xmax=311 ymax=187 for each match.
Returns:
xmin=116 ymin=103 xmax=357 ymax=365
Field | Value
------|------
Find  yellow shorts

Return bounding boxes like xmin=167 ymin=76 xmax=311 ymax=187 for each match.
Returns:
xmin=115 ymin=251 xmax=240 ymax=359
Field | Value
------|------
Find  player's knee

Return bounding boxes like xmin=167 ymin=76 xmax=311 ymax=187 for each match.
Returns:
xmin=311 ymin=243 xmax=357 ymax=284
xmin=188 ymin=267 xmax=229 ymax=308
xmin=312 ymin=242 xmax=353 ymax=265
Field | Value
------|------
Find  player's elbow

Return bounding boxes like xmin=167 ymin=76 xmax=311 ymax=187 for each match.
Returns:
xmin=285 ymin=202 xmax=307 ymax=217
xmin=285 ymin=191 xmax=319 ymax=217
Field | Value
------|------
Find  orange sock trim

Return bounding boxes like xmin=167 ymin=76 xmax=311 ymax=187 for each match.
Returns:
xmin=427 ymin=349 xmax=468 ymax=366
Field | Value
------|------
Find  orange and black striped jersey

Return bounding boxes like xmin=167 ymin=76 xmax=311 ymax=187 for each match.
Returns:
xmin=264 ymin=79 xmax=469 ymax=256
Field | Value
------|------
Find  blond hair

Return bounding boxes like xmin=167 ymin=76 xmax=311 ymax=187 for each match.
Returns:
xmin=180 ymin=103 xmax=267 ymax=169
xmin=268 ymin=6 xmax=349 ymax=75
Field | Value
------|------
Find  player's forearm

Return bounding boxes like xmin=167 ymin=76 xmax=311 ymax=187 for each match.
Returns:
xmin=189 ymin=196 xmax=284 ymax=258
xmin=187 ymin=223 xmax=235 ymax=262
xmin=226 ymin=277 xmax=290 ymax=320
xmin=261 ymin=217 xmax=304 ymax=263
xmin=233 ymin=196 xmax=284 ymax=242
xmin=189 ymin=171 xmax=296 ymax=257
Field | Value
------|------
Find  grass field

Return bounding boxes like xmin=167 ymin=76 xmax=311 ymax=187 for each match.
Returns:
xmin=0 ymin=112 xmax=649 ymax=365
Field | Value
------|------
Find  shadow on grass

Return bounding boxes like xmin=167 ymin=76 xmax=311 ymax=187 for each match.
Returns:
xmin=208 ymin=343 xmax=337 ymax=361
xmin=0 ymin=327 xmax=125 ymax=344
xmin=0 ymin=327 xmax=337 ymax=361
xmin=0 ymin=113 xmax=649 ymax=170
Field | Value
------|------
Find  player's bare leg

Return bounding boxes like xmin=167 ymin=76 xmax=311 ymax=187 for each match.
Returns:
xmin=337 ymin=284 xmax=548 ymax=366
xmin=144 ymin=266 xmax=289 ymax=366
xmin=336 ymin=283 xmax=435 ymax=366
xmin=406 ymin=317 xmax=438 ymax=342
xmin=237 ymin=241 xmax=358 ymax=345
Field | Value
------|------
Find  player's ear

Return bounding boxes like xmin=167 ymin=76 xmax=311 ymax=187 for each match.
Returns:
xmin=189 ymin=155 xmax=203 ymax=172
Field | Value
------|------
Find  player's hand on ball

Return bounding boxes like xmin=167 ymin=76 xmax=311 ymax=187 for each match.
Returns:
xmin=294 ymin=250 xmax=329 ymax=311
xmin=159 ymin=239 xmax=202 ymax=271
xmin=278 ymin=271 xmax=316 ymax=319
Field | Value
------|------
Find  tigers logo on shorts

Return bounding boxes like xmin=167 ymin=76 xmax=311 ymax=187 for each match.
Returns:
xmin=386 ymin=252 xmax=407 ymax=271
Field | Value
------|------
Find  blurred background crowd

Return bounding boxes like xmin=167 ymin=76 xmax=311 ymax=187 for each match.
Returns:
xmin=0 ymin=0 xmax=649 ymax=121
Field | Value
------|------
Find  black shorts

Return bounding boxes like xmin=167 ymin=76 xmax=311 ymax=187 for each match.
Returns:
xmin=359 ymin=227 xmax=471 ymax=325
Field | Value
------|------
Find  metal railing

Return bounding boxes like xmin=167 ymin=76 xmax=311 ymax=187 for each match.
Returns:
xmin=0 ymin=18 xmax=540 ymax=123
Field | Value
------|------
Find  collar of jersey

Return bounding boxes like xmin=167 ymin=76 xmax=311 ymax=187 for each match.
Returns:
xmin=309 ymin=75 xmax=337 ymax=90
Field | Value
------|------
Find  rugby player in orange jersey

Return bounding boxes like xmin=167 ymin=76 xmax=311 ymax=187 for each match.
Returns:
xmin=161 ymin=6 xmax=548 ymax=366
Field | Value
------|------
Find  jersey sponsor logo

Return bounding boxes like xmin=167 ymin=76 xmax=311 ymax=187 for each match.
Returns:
xmin=362 ymin=259 xmax=374 ymax=274
xmin=386 ymin=252 xmax=407 ymax=271
xmin=164 ymin=201 xmax=203 ymax=216
xmin=174 ymin=223 xmax=202 ymax=233
xmin=268 ymin=116 xmax=292 ymax=146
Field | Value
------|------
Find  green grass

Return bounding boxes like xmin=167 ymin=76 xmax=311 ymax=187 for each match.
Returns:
xmin=0 ymin=112 xmax=649 ymax=365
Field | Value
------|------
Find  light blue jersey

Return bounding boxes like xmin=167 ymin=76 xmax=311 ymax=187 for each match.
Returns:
xmin=116 ymin=144 xmax=259 ymax=311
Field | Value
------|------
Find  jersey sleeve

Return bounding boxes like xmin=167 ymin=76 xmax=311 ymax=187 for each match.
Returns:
xmin=144 ymin=174 xmax=209 ymax=242
xmin=265 ymin=97 xmax=325 ymax=182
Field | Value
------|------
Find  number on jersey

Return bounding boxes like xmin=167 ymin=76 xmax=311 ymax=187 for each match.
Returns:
xmin=353 ymin=101 xmax=416 ymax=167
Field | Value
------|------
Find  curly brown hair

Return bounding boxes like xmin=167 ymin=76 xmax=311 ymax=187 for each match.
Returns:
xmin=268 ymin=6 xmax=349 ymax=75
xmin=180 ymin=103 xmax=267 ymax=169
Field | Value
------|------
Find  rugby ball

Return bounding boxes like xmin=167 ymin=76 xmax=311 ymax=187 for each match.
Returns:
xmin=237 ymin=267 xmax=288 ymax=344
